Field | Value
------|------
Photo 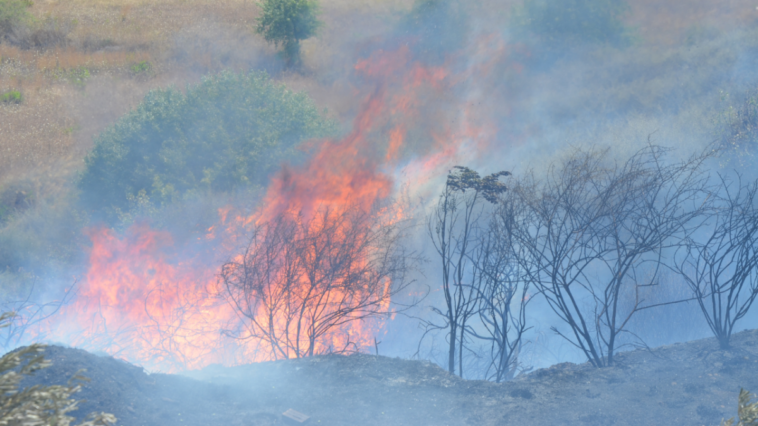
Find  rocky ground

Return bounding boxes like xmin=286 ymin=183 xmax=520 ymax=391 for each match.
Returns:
xmin=18 ymin=329 xmax=758 ymax=426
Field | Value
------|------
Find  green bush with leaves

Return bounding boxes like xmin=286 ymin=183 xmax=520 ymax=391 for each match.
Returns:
xmin=129 ymin=60 xmax=151 ymax=75
xmin=511 ymin=0 xmax=632 ymax=46
xmin=0 ymin=90 xmax=22 ymax=104
xmin=78 ymin=70 xmax=335 ymax=222
xmin=255 ymin=0 xmax=321 ymax=66
xmin=0 ymin=312 xmax=116 ymax=426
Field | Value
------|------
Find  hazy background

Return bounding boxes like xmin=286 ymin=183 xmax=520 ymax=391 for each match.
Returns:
xmin=1 ymin=0 xmax=758 ymax=376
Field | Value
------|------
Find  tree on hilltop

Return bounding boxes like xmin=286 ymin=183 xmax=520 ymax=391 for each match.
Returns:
xmin=256 ymin=0 xmax=321 ymax=67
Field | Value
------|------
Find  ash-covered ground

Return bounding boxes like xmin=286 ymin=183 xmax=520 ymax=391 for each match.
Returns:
xmin=17 ymin=329 xmax=758 ymax=426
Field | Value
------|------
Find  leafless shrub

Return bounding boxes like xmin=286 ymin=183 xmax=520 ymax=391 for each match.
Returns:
xmin=0 ymin=278 xmax=73 ymax=352
xmin=673 ymin=174 xmax=758 ymax=349
xmin=221 ymin=205 xmax=419 ymax=359
xmin=504 ymin=145 xmax=710 ymax=367
xmin=468 ymin=216 xmax=532 ymax=382
xmin=419 ymin=166 xmax=529 ymax=380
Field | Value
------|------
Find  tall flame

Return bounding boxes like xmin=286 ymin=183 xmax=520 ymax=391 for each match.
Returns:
xmin=37 ymin=36 xmax=520 ymax=372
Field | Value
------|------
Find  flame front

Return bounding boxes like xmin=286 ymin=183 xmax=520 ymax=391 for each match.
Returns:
xmin=40 ymin=38 xmax=519 ymax=372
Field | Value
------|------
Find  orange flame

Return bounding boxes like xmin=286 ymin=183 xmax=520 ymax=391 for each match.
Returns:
xmin=35 ymin=36 xmax=522 ymax=371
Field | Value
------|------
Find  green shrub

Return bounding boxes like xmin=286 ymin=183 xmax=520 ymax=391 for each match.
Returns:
xmin=129 ymin=60 xmax=151 ymax=75
xmin=721 ymin=388 xmax=758 ymax=426
xmin=256 ymin=0 xmax=321 ymax=66
xmin=0 ymin=89 xmax=22 ymax=104
xmin=0 ymin=312 xmax=116 ymax=426
xmin=0 ymin=0 xmax=33 ymax=43
xmin=67 ymin=66 xmax=90 ymax=88
xmin=511 ymin=0 xmax=633 ymax=46
xmin=78 ymin=70 xmax=335 ymax=222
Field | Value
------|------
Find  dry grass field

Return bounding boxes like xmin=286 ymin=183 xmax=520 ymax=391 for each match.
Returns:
xmin=0 ymin=0 xmax=755 ymax=184
xmin=0 ymin=0 xmax=756 ymax=283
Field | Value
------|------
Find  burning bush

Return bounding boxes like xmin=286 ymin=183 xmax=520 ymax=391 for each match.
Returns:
xmin=221 ymin=205 xmax=419 ymax=359
xmin=78 ymin=71 xmax=336 ymax=223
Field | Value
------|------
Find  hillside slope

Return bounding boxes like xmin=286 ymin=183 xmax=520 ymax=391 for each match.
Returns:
xmin=17 ymin=329 xmax=758 ymax=426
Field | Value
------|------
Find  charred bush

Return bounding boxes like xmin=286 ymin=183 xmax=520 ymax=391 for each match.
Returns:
xmin=221 ymin=205 xmax=420 ymax=359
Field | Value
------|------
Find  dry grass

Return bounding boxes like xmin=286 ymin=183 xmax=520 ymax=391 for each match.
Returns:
xmin=0 ymin=0 xmax=754 ymax=195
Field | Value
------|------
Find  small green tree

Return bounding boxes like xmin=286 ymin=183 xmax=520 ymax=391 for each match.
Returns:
xmin=255 ymin=0 xmax=321 ymax=67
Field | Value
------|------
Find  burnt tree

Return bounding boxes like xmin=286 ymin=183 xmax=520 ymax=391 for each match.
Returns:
xmin=421 ymin=166 xmax=509 ymax=376
xmin=505 ymin=146 xmax=708 ymax=367
xmin=221 ymin=206 xmax=417 ymax=359
xmin=673 ymin=174 xmax=758 ymax=349
xmin=468 ymin=211 xmax=532 ymax=382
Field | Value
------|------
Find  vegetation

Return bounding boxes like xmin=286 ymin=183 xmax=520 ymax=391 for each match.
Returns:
xmin=0 ymin=0 xmax=32 ymax=44
xmin=78 ymin=70 xmax=335 ymax=222
xmin=713 ymin=90 xmax=758 ymax=162
xmin=255 ymin=0 xmax=321 ymax=67
xmin=0 ymin=0 xmax=72 ymax=48
xmin=420 ymin=147 xmax=758 ymax=375
xmin=222 ymin=205 xmax=419 ymax=359
xmin=0 ymin=89 xmax=21 ymax=104
xmin=511 ymin=0 xmax=632 ymax=46
xmin=721 ymin=389 xmax=758 ymax=426
xmin=129 ymin=60 xmax=151 ymax=75
xmin=420 ymin=166 xmax=524 ymax=380
xmin=0 ymin=312 xmax=116 ymax=426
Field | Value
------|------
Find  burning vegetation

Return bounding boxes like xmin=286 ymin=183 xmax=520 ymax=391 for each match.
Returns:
xmin=2 ymin=0 xmax=758 ymax=424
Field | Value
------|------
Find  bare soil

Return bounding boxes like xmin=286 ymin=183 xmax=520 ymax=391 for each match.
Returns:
xmin=16 ymin=328 xmax=758 ymax=426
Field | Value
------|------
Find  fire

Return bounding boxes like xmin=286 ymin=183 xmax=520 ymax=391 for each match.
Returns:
xmin=35 ymin=35 xmax=522 ymax=372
